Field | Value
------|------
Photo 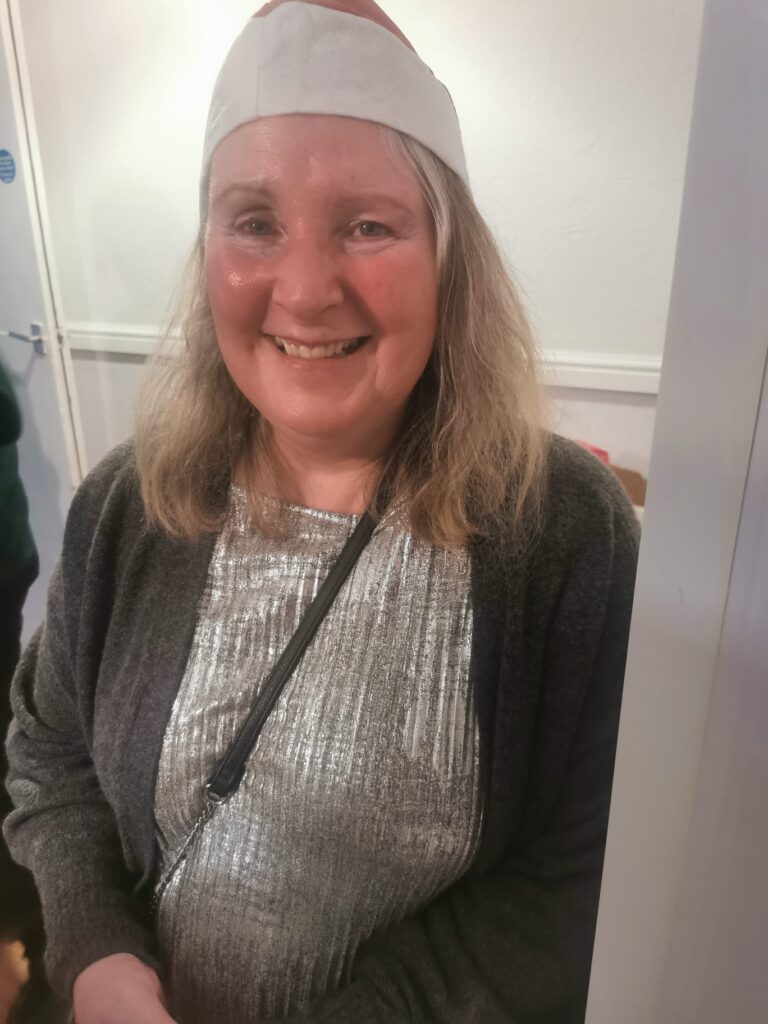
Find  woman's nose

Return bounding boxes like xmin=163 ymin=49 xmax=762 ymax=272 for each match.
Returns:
xmin=270 ymin=235 xmax=345 ymax=321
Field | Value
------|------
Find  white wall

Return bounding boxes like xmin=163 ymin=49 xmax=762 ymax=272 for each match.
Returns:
xmin=16 ymin=1 xmax=705 ymax=478
xmin=550 ymin=388 xmax=656 ymax=475
xmin=20 ymin=0 xmax=703 ymax=362
xmin=71 ymin=354 xmax=147 ymax=468
xmin=19 ymin=0 xmax=701 ymax=478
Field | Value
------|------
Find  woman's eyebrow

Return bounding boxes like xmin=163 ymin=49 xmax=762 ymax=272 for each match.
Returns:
xmin=211 ymin=185 xmax=418 ymax=217
xmin=331 ymin=193 xmax=416 ymax=216
xmin=211 ymin=183 xmax=276 ymax=206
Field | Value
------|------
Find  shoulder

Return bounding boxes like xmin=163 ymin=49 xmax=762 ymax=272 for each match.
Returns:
xmin=478 ymin=434 xmax=640 ymax=597
xmin=62 ymin=439 xmax=145 ymax=571
xmin=34 ymin=441 xmax=148 ymax=682
xmin=542 ymin=434 xmax=640 ymax=552
xmin=537 ymin=434 xmax=640 ymax=598
xmin=72 ymin=438 xmax=139 ymax=506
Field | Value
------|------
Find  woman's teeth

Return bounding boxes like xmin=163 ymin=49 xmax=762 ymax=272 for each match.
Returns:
xmin=272 ymin=336 xmax=365 ymax=360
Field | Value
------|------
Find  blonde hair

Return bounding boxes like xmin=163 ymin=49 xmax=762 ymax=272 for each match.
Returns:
xmin=135 ymin=127 xmax=549 ymax=549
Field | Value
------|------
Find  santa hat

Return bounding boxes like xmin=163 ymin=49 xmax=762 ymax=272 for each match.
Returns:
xmin=201 ymin=0 xmax=469 ymax=213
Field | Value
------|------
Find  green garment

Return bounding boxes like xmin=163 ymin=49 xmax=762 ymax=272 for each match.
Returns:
xmin=0 ymin=359 xmax=38 ymax=605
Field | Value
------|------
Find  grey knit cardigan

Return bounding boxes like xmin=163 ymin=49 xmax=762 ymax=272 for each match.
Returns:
xmin=4 ymin=435 xmax=639 ymax=1023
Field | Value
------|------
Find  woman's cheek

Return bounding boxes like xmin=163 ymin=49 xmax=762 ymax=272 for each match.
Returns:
xmin=351 ymin=256 xmax=422 ymax=328
xmin=206 ymin=245 xmax=272 ymax=329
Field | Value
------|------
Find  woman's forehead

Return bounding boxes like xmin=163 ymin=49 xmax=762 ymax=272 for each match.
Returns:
xmin=209 ymin=115 xmax=422 ymax=198
xmin=214 ymin=114 xmax=394 ymax=163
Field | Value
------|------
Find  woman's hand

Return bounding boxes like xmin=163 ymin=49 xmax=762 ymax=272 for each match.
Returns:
xmin=72 ymin=953 xmax=177 ymax=1024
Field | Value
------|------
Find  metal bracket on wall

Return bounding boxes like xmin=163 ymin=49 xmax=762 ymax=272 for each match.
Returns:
xmin=0 ymin=321 xmax=45 ymax=355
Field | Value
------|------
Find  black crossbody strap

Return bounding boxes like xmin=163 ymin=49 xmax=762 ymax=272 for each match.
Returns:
xmin=151 ymin=506 xmax=378 ymax=913
xmin=205 ymin=508 xmax=376 ymax=802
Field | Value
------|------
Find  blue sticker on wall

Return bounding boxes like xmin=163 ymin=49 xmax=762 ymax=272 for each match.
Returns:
xmin=0 ymin=149 xmax=16 ymax=183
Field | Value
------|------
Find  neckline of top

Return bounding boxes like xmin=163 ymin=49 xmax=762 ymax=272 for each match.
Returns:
xmin=228 ymin=483 xmax=407 ymax=533
xmin=229 ymin=483 xmax=362 ymax=522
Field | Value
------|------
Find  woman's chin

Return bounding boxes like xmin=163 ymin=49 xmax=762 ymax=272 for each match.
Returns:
xmin=266 ymin=411 xmax=375 ymax=446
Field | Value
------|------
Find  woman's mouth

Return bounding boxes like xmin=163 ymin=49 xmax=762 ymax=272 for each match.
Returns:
xmin=269 ymin=335 xmax=370 ymax=360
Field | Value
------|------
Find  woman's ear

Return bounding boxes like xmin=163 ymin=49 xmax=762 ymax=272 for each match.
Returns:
xmin=251 ymin=0 xmax=415 ymax=52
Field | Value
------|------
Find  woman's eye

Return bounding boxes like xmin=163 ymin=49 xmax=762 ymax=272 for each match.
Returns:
xmin=238 ymin=219 xmax=273 ymax=236
xmin=355 ymin=221 xmax=389 ymax=239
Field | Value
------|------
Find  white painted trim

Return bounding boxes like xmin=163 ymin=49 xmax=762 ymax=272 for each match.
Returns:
xmin=3 ymin=0 xmax=86 ymax=484
xmin=66 ymin=322 xmax=663 ymax=394
xmin=67 ymin=322 xmax=163 ymax=358
xmin=541 ymin=350 xmax=661 ymax=394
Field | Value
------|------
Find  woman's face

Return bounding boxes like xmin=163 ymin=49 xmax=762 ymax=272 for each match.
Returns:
xmin=205 ymin=115 xmax=439 ymax=454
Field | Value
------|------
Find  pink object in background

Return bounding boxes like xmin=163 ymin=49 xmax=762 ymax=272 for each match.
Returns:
xmin=574 ymin=440 xmax=611 ymax=465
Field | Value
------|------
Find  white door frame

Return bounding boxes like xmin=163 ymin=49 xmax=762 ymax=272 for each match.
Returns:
xmin=2 ymin=0 xmax=86 ymax=487
xmin=586 ymin=0 xmax=768 ymax=1020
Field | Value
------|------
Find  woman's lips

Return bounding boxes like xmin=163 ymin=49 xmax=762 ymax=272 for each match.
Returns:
xmin=269 ymin=335 xmax=370 ymax=360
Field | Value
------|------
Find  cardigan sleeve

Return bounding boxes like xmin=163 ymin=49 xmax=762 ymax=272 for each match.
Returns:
xmin=2 ymin=451 xmax=161 ymax=997
xmin=270 ymin=478 xmax=640 ymax=1024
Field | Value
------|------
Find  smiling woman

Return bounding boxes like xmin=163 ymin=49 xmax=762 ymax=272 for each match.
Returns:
xmin=135 ymin=107 xmax=547 ymax=548
xmin=3 ymin=2 xmax=639 ymax=1023
xmin=205 ymin=116 xmax=439 ymax=476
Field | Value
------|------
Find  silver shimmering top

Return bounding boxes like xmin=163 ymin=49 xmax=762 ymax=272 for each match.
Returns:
xmin=153 ymin=488 xmax=482 ymax=1023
